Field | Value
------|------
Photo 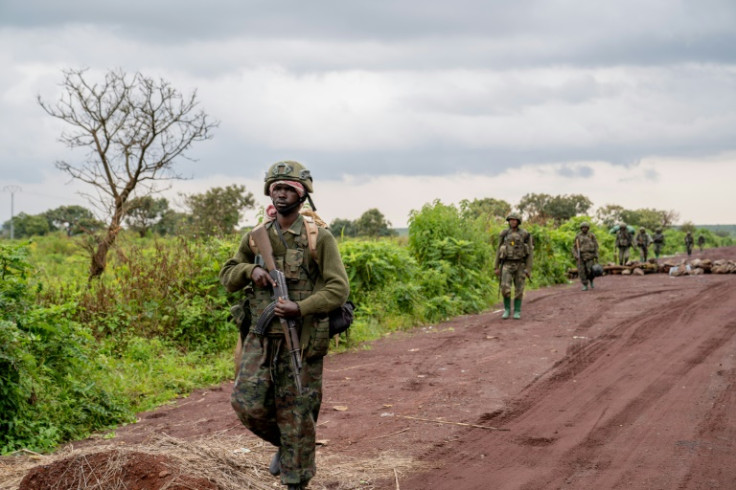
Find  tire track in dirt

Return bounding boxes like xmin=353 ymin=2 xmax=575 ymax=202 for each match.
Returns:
xmin=401 ymin=275 xmax=736 ymax=490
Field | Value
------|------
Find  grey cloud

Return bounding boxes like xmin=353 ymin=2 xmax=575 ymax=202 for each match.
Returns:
xmin=556 ymin=165 xmax=594 ymax=178
xmin=2 ymin=0 xmax=735 ymax=68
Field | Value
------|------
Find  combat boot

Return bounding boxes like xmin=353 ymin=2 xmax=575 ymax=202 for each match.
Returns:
xmin=502 ymin=297 xmax=511 ymax=319
xmin=582 ymin=284 xmax=588 ymax=291
xmin=269 ymin=449 xmax=280 ymax=476
xmin=513 ymin=298 xmax=522 ymax=319
xmin=590 ymin=279 xmax=594 ymax=289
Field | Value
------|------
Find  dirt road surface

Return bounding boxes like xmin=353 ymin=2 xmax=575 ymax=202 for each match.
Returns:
xmin=6 ymin=247 xmax=736 ymax=489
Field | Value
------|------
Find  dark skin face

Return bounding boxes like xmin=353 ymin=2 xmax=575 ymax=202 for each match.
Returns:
xmin=508 ymin=218 xmax=519 ymax=229
xmin=249 ymin=182 xmax=303 ymax=318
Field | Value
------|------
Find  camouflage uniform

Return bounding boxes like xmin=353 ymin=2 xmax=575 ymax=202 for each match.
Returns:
xmin=220 ymin=162 xmax=349 ymax=488
xmin=615 ymin=225 xmax=633 ymax=265
xmin=685 ymin=232 xmax=694 ymax=256
xmin=697 ymin=235 xmax=705 ymax=252
xmin=652 ymin=229 xmax=665 ymax=258
xmin=574 ymin=222 xmax=599 ymax=290
xmin=494 ymin=214 xmax=533 ymax=319
xmin=634 ymin=228 xmax=651 ymax=262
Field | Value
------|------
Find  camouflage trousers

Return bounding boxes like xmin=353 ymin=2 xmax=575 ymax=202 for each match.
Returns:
xmin=500 ymin=260 xmax=526 ymax=300
xmin=231 ymin=332 xmax=323 ymax=485
xmin=638 ymin=245 xmax=648 ymax=262
xmin=617 ymin=247 xmax=630 ymax=265
xmin=578 ymin=256 xmax=596 ymax=286
xmin=653 ymin=243 xmax=663 ymax=258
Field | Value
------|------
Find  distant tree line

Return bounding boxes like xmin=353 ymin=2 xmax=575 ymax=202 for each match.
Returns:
xmin=1 ymin=184 xmax=254 ymax=240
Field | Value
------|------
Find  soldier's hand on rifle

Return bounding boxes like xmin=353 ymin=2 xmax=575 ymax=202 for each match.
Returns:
xmin=251 ymin=266 xmax=276 ymax=288
xmin=275 ymin=297 xmax=301 ymax=317
xmin=524 ymin=269 xmax=531 ymax=279
xmin=494 ymin=268 xmax=500 ymax=276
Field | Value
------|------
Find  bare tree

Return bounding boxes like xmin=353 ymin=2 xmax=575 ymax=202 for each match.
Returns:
xmin=38 ymin=68 xmax=218 ymax=278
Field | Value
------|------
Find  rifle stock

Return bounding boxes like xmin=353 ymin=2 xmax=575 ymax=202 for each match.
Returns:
xmin=251 ymin=224 xmax=304 ymax=395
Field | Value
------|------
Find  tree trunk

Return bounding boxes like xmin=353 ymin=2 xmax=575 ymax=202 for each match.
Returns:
xmin=88 ymin=209 xmax=124 ymax=280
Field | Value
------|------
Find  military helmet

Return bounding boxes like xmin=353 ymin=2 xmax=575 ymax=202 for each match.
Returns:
xmin=656 ymin=228 xmax=662 ymax=233
xmin=506 ymin=213 xmax=522 ymax=224
xmin=580 ymin=221 xmax=590 ymax=229
xmin=640 ymin=227 xmax=645 ymax=232
xmin=263 ymin=160 xmax=314 ymax=196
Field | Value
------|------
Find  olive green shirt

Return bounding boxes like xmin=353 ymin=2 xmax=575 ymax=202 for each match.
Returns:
xmin=219 ymin=215 xmax=349 ymax=317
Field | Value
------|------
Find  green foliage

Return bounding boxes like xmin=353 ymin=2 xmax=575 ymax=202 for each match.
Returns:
xmin=354 ymin=208 xmax=397 ymax=237
xmin=0 ymin=243 xmax=132 ymax=454
xmin=43 ymin=205 xmax=102 ymax=236
xmin=330 ymin=218 xmax=357 ymax=238
xmin=3 ymin=212 xmax=51 ymax=238
xmin=330 ymin=209 xmax=396 ymax=238
xmin=182 ymin=185 xmax=255 ymax=237
xmin=460 ymin=197 xmax=511 ymax=226
xmin=125 ymin=196 xmax=170 ymax=237
xmin=518 ymin=193 xmax=592 ymax=225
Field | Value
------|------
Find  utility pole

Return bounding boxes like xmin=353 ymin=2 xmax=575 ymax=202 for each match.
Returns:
xmin=3 ymin=185 xmax=22 ymax=239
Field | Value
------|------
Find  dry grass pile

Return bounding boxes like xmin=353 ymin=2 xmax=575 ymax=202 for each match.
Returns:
xmin=1 ymin=434 xmax=426 ymax=490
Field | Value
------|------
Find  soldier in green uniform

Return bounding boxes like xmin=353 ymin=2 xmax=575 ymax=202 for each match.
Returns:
xmin=615 ymin=223 xmax=633 ymax=265
xmin=220 ymin=161 xmax=349 ymax=490
xmin=652 ymin=228 xmax=665 ymax=259
xmin=697 ymin=234 xmax=706 ymax=252
xmin=494 ymin=214 xmax=533 ymax=319
xmin=634 ymin=227 xmax=652 ymax=262
xmin=685 ymin=231 xmax=694 ymax=256
xmin=574 ymin=222 xmax=599 ymax=291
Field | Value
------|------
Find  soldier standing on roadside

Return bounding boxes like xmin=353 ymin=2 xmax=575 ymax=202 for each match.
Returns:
xmin=685 ymin=231 xmax=694 ymax=256
xmin=574 ymin=222 xmax=599 ymax=291
xmin=635 ymin=227 xmax=652 ymax=262
xmin=697 ymin=234 xmax=706 ymax=252
xmin=494 ymin=214 xmax=533 ymax=320
xmin=652 ymin=228 xmax=665 ymax=259
xmin=615 ymin=223 xmax=633 ymax=265
xmin=220 ymin=161 xmax=350 ymax=490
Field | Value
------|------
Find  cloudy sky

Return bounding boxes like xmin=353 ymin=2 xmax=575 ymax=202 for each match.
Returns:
xmin=1 ymin=0 xmax=735 ymax=228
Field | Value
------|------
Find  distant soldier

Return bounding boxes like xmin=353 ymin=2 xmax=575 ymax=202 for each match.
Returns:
xmin=697 ymin=235 xmax=706 ymax=252
xmin=494 ymin=214 xmax=533 ymax=320
xmin=574 ymin=222 xmax=599 ymax=291
xmin=685 ymin=231 xmax=694 ymax=256
xmin=652 ymin=228 xmax=665 ymax=258
xmin=635 ymin=227 xmax=652 ymax=262
xmin=615 ymin=224 xmax=633 ymax=265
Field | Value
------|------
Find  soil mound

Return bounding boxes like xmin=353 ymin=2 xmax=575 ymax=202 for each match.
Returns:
xmin=19 ymin=450 xmax=216 ymax=490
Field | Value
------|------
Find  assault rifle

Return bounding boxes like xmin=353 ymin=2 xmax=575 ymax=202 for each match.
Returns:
xmin=251 ymin=225 xmax=304 ymax=395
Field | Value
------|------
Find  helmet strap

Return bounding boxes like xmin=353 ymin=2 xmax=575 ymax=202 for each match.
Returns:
xmin=306 ymin=193 xmax=317 ymax=211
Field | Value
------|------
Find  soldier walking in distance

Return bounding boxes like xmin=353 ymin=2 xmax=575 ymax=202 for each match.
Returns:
xmin=697 ymin=234 xmax=706 ymax=252
xmin=615 ymin=223 xmax=633 ymax=265
xmin=574 ymin=222 xmax=599 ymax=291
xmin=220 ymin=161 xmax=349 ymax=490
xmin=635 ymin=227 xmax=652 ymax=262
xmin=652 ymin=228 xmax=665 ymax=259
xmin=494 ymin=214 xmax=533 ymax=319
xmin=685 ymin=231 xmax=694 ymax=257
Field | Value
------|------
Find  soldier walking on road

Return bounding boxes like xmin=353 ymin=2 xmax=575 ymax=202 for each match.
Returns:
xmin=652 ymin=228 xmax=665 ymax=259
xmin=615 ymin=223 xmax=633 ymax=265
xmin=220 ymin=161 xmax=350 ymax=490
xmin=574 ymin=222 xmax=599 ymax=291
xmin=685 ymin=231 xmax=694 ymax=257
xmin=697 ymin=235 xmax=706 ymax=252
xmin=494 ymin=214 xmax=533 ymax=320
xmin=635 ymin=227 xmax=652 ymax=262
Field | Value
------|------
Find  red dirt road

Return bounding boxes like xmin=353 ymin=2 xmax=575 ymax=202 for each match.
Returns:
xmin=11 ymin=247 xmax=736 ymax=489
